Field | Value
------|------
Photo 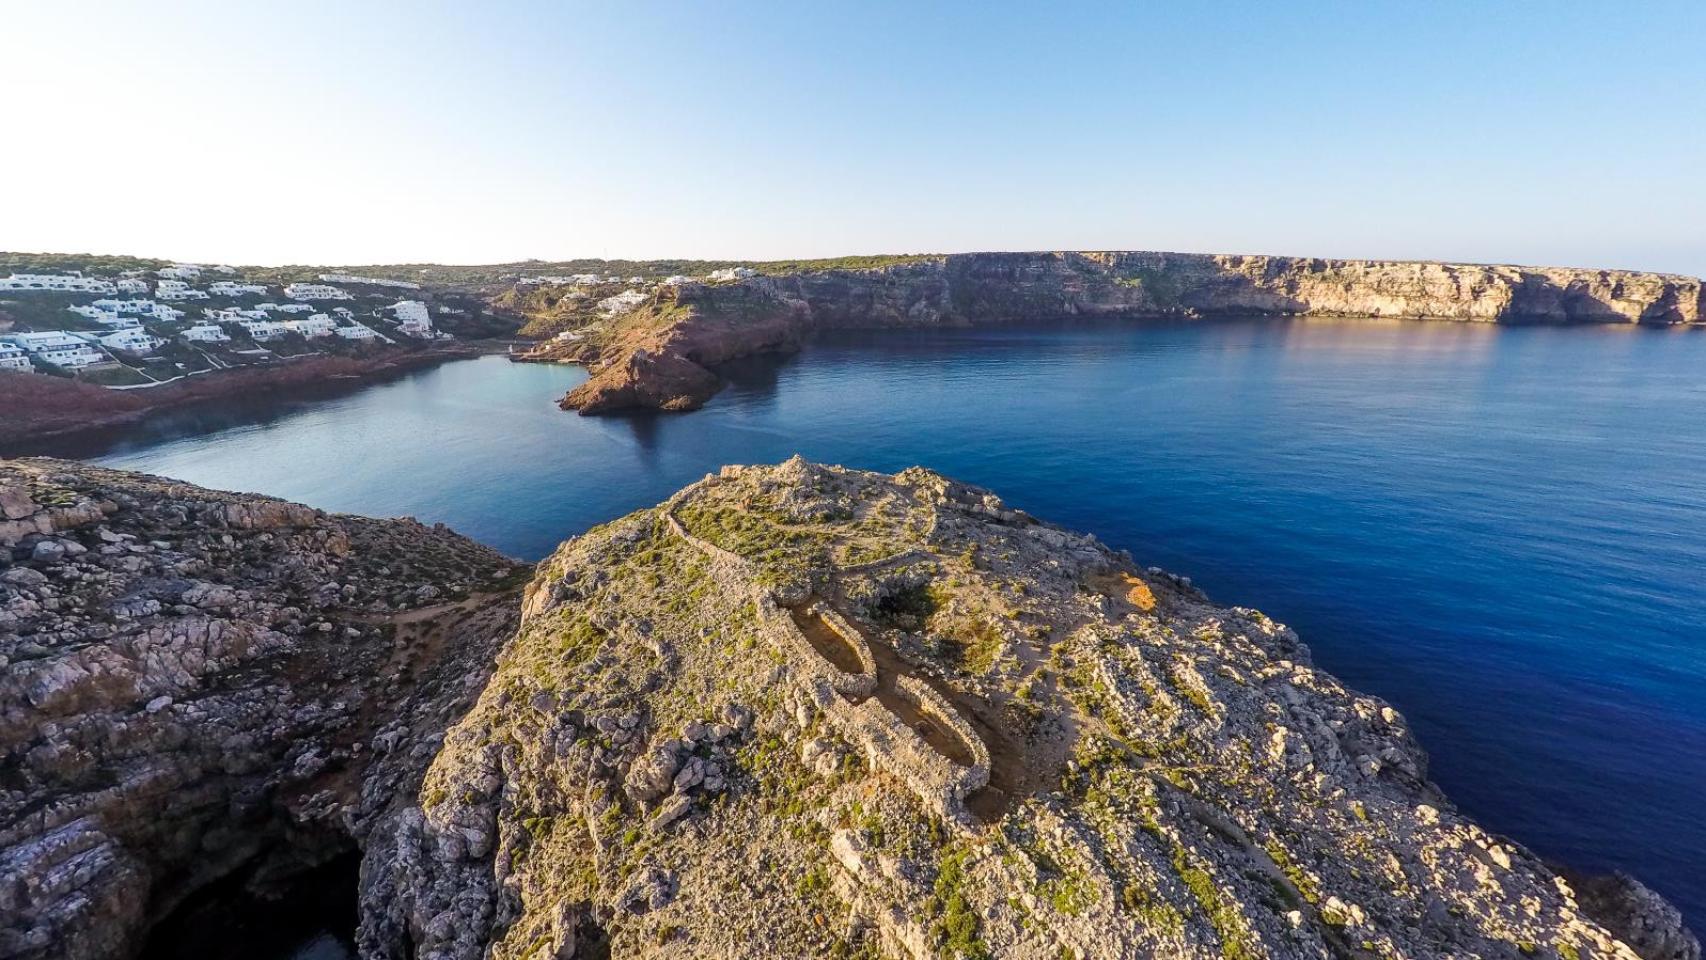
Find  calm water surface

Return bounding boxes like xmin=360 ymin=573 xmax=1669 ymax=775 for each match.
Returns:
xmin=63 ymin=319 xmax=1706 ymax=929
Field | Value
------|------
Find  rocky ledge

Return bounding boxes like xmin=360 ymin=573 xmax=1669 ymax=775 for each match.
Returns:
xmin=365 ymin=457 xmax=1696 ymax=960
xmin=557 ymin=252 xmax=1706 ymax=414
xmin=0 ymin=459 xmax=526 ymax=960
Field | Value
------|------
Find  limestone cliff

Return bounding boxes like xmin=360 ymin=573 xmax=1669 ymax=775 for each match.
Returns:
xmin=557 ymin=252 xmax=1706 ymax=414
xmin=363 ymin=458 xmax=1698 ymax=960
xmin=0 ymin=459 xmax=525 ymax=960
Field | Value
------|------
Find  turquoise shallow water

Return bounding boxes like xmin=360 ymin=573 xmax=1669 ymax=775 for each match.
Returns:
xmin=67 ymin=318 xmax=1706 ymax=930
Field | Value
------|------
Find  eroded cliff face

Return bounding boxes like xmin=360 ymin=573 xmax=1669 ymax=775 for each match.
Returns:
xmin=557 ymin=252 xmax=1706 ymax=414
xmin=364 ymin=458 xmax=1697 ymax=960
xmin=0 ymin=460 xmax=525 ymax=960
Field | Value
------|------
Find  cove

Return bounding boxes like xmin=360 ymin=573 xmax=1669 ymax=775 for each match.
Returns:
xmin=41 ymin=317 xmax=1706 ymax=927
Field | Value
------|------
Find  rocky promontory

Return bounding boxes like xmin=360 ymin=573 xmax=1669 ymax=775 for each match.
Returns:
xmin=362 ymin=458 xmax=1697 ymax=960
xmin=2 ymin=458 xmax=1695 ymax=959
xmin=0 ymin=459 xmax=526 ymax=960
xmin=557 ymin=252 xmax=1706 ymax=414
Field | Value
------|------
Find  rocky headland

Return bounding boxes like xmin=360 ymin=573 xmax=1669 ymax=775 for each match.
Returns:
xmin=2 ymin=457 xmax=1697 ymax=960
xmin=371 ymin=459 xmax=1693 ymax=959
xmin=553 ymin=252 xmax=1706 ymax=414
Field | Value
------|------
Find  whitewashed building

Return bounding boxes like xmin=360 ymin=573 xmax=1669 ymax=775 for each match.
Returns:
xmin=205 ymin=306 xmax=270 ymax=322
xmin=707 ymin=267 xmax=757 ymax=282
xmin=233 ymin=318 xmax=287 ymax=341
xmin=284 ymin=314 xmax=337 ymax=338
xmin=115 ymin=278 xmax=150 ymax=294
xmin=334 ymin=321 xmax=384 ymax=341
xmin=179 ymin=323 xmax=231 ymax=343
xmin=155 ymin=280 xmax=210 ymax=301
xmin=93 ymin=298 xmax=148 ymax=314
xmin=283 ymin=282 xmax=352 ymax=301
xmin=0 ymin=273 xmax=117 ymax=293
xmin=68 ymin=307 xmax=143 ymax=330
xmin=1 ymin=332 xmax=106 ymax=368
xmin=67 ymin=304 xmax=120 ymax=323
xmin=209 ymin=281 xmax=269 ymax=297
xmin=597 ymin=289 xmax=650 ymax=317
xmin=92 ymin=299 xmax=183 ymax=322
xmin=85 ymin=329 xmax=163 ymax=354
xmin=388 ymin=299 xmax=442 ymax=337
xmin=0 ymin=342 xmax=33 ymax=372
xmin=318 ymin=273 xmax=420 ymax=289
xmin=157 ymin=264 xmax=203 ymax=280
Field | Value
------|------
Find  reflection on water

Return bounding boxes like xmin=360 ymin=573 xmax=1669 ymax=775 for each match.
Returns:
xmin=53 ymin=319 xmax=1706 ymax=926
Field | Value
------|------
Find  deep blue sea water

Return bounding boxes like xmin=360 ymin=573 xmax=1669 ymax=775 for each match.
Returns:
xmin=62 ymin=318 xmax=1706 ymax=930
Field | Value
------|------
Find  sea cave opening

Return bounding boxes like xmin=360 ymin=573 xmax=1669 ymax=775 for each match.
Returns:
xmin=139 ymin=851 xmax=361 ymax=960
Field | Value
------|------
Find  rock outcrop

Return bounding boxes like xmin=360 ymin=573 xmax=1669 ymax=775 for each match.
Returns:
xmin=0 ymin=459 xmax=525 ymax=960
xmin=558 ymin=252 xmax=1706 ymax=414
xmin=364 ymin=458 xmax=1698 ymax=960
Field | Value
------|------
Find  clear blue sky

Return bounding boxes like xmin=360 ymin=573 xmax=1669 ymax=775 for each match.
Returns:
xmin=4 ymin=1 xmax=1703 ymax=273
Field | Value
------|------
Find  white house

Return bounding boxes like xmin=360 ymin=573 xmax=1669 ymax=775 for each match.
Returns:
xmin=661 ymin=275 xmax=693 ymax=286
xmin=84 ymin=329 xmax=162 ymax=354
xmin=73 ymin=308 xmax=144 ymax=331
xmin=597 ymin=289 xmax=650 ymax=317
xmin=707 ymin=267 xmax=757 ymax=282
xmin=0 ymin=342 xmax=33 ymax=372
xmin=115 ymin=278 xmax=150 ymax=294
xmin=67 ymin=304 xmax=120 ymax=323
xmin=179 ymin=323 xmax=231 ymax=343
xmin=318 ymin=273 xmax=420 ymax=290
xmin=388 ymin=299 xmax=441 ymax=337
xmin=1 ymin=332 xmax=106 ymax=368
xmin=205 ymin=306 xmax=271 ymax=322
xmin=283 ymin=282 xmax=352 ymax=301
xmin=331 ymin=307 xmax=354 ymax=319
xmin=156 ymin=280 xmax=209 ymax=301
xmin=274 ymin=303 xmax=315 ymax=314
xmin=334 ymin=321 xmax=385 ymax=341
xmin=284 ymin=314 xmax=337 ymax=338
xmin=232 ymin=318 xmax=287 ymax=341
xmin=157 ymin=264 xmax=203 ymax=280
xmin=0 ymin=273 xmax=117 ymax=293
xmin=93 ymin=299 xmax=182 ymax=322
xmin=209 ymin=281 xmax=268 ymax=297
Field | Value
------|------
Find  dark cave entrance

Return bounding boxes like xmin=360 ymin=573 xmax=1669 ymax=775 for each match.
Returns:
xmin=139 ymin=852 xmax=360 ymax=960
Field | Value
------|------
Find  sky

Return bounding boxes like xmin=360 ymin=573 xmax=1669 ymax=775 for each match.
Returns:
xmin=3 ymin=1 xmax=1703 ymax=274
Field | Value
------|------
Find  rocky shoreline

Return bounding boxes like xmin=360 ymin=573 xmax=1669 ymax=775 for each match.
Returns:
xmin=554 ymin=252 xmax=1706 ymax=414
xmin=3 ymin=457 xmax=1694 ymax=960
xmin=0 ymin=343 xmax=503 ymax=452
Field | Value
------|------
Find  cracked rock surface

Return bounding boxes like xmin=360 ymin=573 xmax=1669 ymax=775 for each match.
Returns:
xmin=0 ymin=458 xmax=524 ymax=960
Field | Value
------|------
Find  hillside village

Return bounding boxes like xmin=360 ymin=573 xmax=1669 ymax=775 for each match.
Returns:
xmin=501 ymin=265 xmax=759 ymax=352
xmin=0 ymin=262 xmax=475 ymax=388
xmin=0 ymin=254 xmax=785 ymax=389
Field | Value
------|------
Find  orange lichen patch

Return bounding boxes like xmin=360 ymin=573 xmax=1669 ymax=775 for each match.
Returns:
xmin=1085 ymin=571 xmax=1157 ymax=613
xmin=1121 ymin=574 xmax=1156 ymax=611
